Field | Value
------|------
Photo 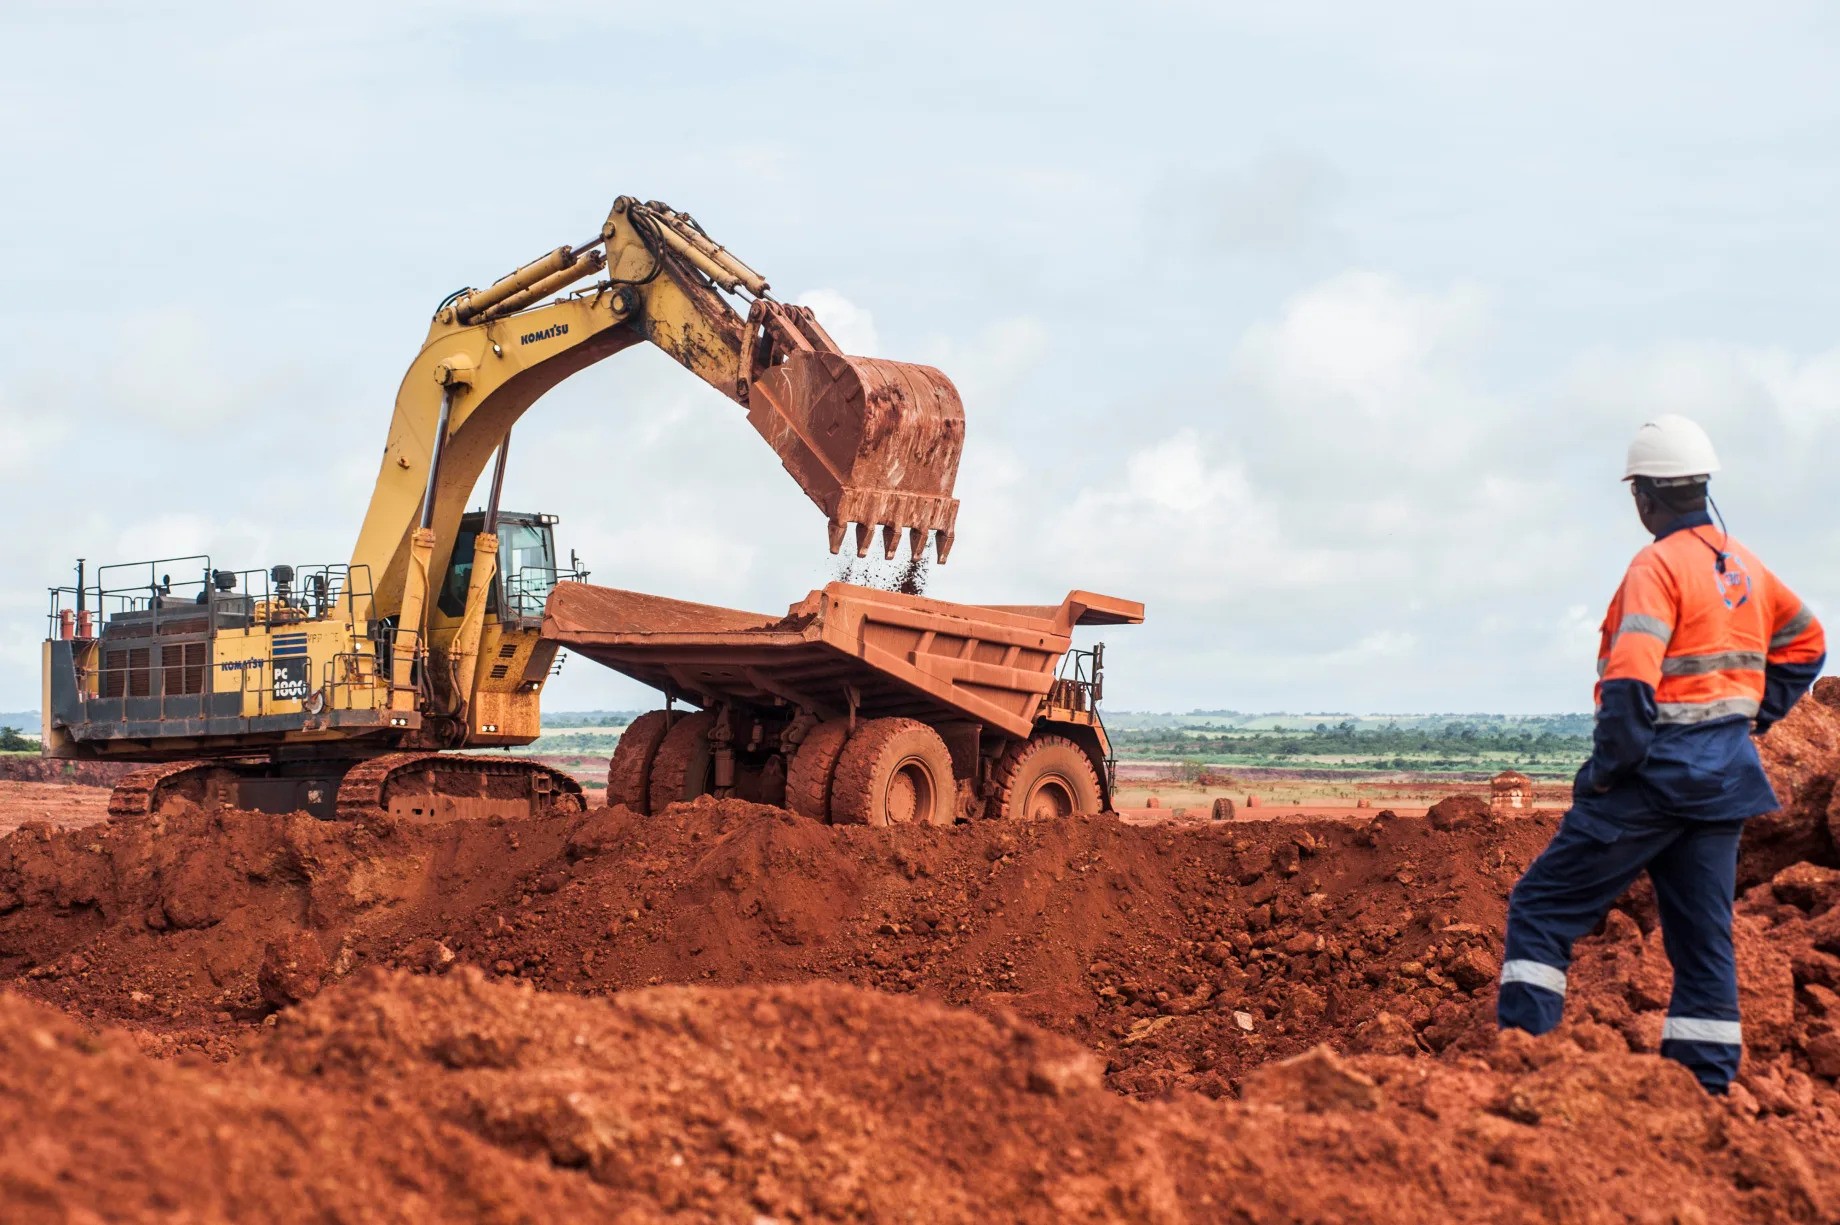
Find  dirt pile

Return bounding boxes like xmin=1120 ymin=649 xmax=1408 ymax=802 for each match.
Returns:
xmin=7 ymin=740 xmax=1840 ymax=1102
xmin=1744 ymin=684 xmax=1840 ymax=881
xmin=4 ymin=968 xmax=1834 ymax=1223
xmin=0 ymin=797 xmax=1558 ymax=1090
xmin=460 ymin=798 xmax=1566 ymax=1096
xmin=0 ymin=805 xmax=578 ymax=1044
xmin=0 ymin=780 xmax=109 ymax=838
xmin=7 ymin=695 xmax=1840 ymax=1217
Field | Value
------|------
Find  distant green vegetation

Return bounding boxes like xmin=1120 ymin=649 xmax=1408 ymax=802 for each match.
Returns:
xmin=539 ymin=710 xmax=644 ymax=729
xmin=0 ymin=727 xmax=38 ymax=752
xmin=1111 ymin=716 xmax=1592 ymax=777
xmin=517 ymin=711 xmax=642 ymax=751
xmin=502 ymin=711 xmax=1595 ymax=777
xmin=524 ymin=730 xmax=627 ymax=753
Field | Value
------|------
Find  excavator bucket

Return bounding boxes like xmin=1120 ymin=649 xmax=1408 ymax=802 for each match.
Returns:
xmin=747 ymin=351 xmax=965 ymax=562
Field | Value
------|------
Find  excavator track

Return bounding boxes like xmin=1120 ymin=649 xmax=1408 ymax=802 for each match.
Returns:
xmin=106 ymin=754 xmax=585 ymax=823
xmin=334 ymin=752 xmax=586 ymax=823
xmin=106 ymin=760 xmax=232 ymax=820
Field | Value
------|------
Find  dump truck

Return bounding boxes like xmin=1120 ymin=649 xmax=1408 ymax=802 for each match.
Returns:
xmin=40 ymin=197 xmax=964 ymax=822
xmin=544 ymin=581 xmax=1144 ymax=824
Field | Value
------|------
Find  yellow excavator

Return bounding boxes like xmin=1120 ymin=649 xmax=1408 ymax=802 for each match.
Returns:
xmin=40 ymin=197 xmax=964 ymax=821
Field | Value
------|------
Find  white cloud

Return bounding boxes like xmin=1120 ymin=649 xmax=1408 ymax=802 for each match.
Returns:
xmin=0 ymin=388 xmax=65 ymax=477
xmin=918 ymin=316 xmax=1051 ymax=415
xmin=1184 ymin=151 xmax=1344 ymax=255
xmin=1232 ymin=271 xmax=1491 ymax=423
xmin=103 ymin=309 xmax=243 ymax=431
xmin=793 ymin=289 xmax=880 ymax=356
xmin=112 ymin=513 xmax=274 ymax=575
xmin=936 ymin=266 xmax=1838 ymax=713
xmin=1564 ymin=342 xmax=1840 ymax=466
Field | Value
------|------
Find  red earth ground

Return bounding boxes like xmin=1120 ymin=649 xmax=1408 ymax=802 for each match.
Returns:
xmin=4 ymin=688 xmax=1840 ymax=1220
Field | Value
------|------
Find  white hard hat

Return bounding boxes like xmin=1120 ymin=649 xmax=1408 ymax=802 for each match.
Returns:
xmin=1623 ymin=414 xmax=1721 ymax=481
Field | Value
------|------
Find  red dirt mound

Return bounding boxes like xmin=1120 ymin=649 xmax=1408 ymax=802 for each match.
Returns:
xmin=6 ymin=757 xmax=1837 ymax=1104
xmin=1746 ymin=694 xmax=1840 ymax=882
xmin=0 ymin=781 xmax=109 ymax=838
xmin=3 ymin=969 xmax=1836 ymax=1224
xmin=5 ymin=693 xmax=1840 ymax=1218
xmin=0 ymin=798 xmax=1558 ymax=1091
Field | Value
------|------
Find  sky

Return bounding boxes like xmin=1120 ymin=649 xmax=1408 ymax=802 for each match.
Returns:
xmin=2 ymin=1 xmax=1837 ymax=716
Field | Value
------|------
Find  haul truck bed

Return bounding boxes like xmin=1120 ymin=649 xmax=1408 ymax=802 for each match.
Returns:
xmin=542 ymin=581 xmax=1143 ymax=824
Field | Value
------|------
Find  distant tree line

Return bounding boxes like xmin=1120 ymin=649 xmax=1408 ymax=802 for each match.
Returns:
xmin=1114 ymin=719 xmax=1591 ymax=766
xmin=0 ymin=727 xmax=38 ymax=752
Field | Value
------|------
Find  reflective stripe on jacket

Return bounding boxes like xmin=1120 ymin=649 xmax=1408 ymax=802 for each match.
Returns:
xmin=1580 ymin=511 xmax=1825 ymax=822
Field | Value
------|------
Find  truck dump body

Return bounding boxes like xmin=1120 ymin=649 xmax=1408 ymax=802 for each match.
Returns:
xmin=543 ymin=582 xmax=1142 ymax=740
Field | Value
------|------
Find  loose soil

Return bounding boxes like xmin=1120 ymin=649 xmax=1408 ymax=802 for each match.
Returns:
xmin=4 ymin=693 xmax=1840 ymax=1220
xmin=0 ymin=780 xmax=110 ymax=836
xmin=1111 ymin=764 xmax=1564 ymax=818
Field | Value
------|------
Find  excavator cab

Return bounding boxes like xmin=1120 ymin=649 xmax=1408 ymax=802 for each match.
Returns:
xmin=437 ymin=511 xmax=579 ymax=625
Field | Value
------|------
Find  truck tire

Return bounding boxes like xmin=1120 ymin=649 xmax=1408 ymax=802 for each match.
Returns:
xmin=648 ymin=711 xmax=716 ymax=814
xmin=991 ymin=734 xmax=1103 ymax=820
xmin=607 ymin=709 xmax=678 ymax=814
xmin=830 ymin=717 xmax=955 ymax=827
xmin=786 ymin=719 xmax=852 ymax=820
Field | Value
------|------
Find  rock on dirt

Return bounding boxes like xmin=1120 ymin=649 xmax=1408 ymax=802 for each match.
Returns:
xmin=257 ymin=930 xmax=330 ymax=1010
xmin=1241 ymin=1044 xmax=1382 ymax=1112
xmin=1426 ymin=794 xmax=1491 ymax=831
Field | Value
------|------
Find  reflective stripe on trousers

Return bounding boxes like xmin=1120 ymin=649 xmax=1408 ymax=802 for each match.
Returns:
xmin=1499 ymin=959 xmax=1567 ymax=994
xmin=1662 ymin=1017 xmax=1742 ymax=1045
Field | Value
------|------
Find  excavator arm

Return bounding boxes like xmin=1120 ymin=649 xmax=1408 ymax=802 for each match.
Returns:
xmin=346 ymin=196 xmax=965 ymax=642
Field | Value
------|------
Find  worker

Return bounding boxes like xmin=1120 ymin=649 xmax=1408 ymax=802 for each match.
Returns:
xmin=1497 ymin=415 xmax=1825 ymax=1094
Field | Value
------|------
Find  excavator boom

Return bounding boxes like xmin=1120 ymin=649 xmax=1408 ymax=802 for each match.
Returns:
xmin=423 ymin=198 xmax=963 ymax=567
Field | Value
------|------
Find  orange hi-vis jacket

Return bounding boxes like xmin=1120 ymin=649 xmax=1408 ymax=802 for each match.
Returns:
xmin=1584 ymin=511 xmax=1825 ymax=822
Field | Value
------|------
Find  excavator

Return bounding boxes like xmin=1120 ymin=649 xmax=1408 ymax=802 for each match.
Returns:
xmin=40 ymin=197 xmax=965 ymax=822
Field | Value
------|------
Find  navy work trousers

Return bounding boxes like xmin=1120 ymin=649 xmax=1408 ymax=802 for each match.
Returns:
xmin=1497 ymin=807 xmax=1746 ymax=1093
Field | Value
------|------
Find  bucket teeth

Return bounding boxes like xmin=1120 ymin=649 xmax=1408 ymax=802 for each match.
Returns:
xmin=828 ymin=520 xmax=954 ymax=564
